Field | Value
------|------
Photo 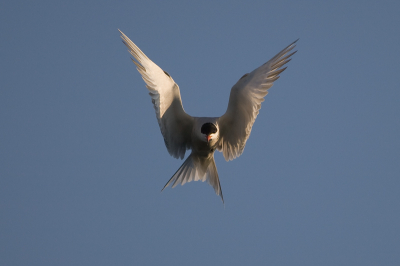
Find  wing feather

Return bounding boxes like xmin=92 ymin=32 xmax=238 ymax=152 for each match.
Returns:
xmin=217 ymin=40 xmax=298 ymax=161
xmin=120 ymin=30 xmax=193 ymax=159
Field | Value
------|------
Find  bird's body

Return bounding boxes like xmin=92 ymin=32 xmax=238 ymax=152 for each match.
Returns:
xmin=119 ymin=30 xmax=297 ymax=202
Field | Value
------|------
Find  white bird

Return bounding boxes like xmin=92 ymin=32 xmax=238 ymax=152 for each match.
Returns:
xmin=119 ymin=30 xmax=297 ymax=203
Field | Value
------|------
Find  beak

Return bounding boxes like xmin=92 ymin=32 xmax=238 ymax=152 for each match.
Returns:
xmin=206 ymin=135 xmax=212 ymax=142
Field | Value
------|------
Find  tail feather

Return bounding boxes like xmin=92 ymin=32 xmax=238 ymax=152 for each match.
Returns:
xmin=207 ymin=158 xmax=224 ymax=203
xmin=162 ymin=153 xmax=223 ymax=203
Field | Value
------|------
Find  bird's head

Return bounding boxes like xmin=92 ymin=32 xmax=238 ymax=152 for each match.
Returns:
xmin=201 ymin=122 xmax=218 ymax=143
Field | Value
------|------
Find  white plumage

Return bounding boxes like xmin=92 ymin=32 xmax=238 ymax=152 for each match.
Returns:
xmin=120 ymin=30 xmax=297 ymax=203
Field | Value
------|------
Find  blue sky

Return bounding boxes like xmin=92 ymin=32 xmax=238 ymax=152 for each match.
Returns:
xmin=1 ymin=1 xmax=399 ymax=265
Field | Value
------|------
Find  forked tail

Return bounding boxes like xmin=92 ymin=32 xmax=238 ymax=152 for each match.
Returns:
xmin=162 ymin=153 xmax=224 ymax=203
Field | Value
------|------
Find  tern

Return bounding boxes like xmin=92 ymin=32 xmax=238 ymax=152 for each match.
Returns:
xmin=119 ymin=30 xmax=297 ymax=203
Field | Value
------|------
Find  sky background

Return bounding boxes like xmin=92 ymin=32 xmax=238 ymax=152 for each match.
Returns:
xmin=1 ymin=1 xmax=400 ymax=265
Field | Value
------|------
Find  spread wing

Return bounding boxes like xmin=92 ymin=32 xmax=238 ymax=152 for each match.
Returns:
xmin=120 ymin=30 xmax=194 ymax=159
xmin=217 ymin=40 xmax=298 ymax=161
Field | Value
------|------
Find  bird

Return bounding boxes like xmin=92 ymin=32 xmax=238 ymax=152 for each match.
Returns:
xmin=119 ymin=30 xmax=297 ymax=203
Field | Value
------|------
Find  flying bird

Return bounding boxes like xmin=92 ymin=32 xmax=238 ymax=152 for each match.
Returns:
xmin=119 ymin=30 xmax=297 ymax=203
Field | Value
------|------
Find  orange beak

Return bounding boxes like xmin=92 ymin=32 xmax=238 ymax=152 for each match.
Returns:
xmin=206 ymin=135 xmax=212 ymax=142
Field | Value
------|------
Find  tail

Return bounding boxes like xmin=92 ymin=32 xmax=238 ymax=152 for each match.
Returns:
xmin=161 ymin=153 xmax=224 ymax=203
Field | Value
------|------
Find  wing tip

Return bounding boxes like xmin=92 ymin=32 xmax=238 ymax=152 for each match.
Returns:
xmin=289 ymin=38 xmax=299 ymax=48
xmin=118 ymin=29 xmax=127 ymax=40
xmin=283 ymin=38 xmax=299 ymax=53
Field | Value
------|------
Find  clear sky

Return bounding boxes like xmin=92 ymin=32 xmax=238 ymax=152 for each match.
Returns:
xmin=1 ymin=1 xmax=399 ymax=265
